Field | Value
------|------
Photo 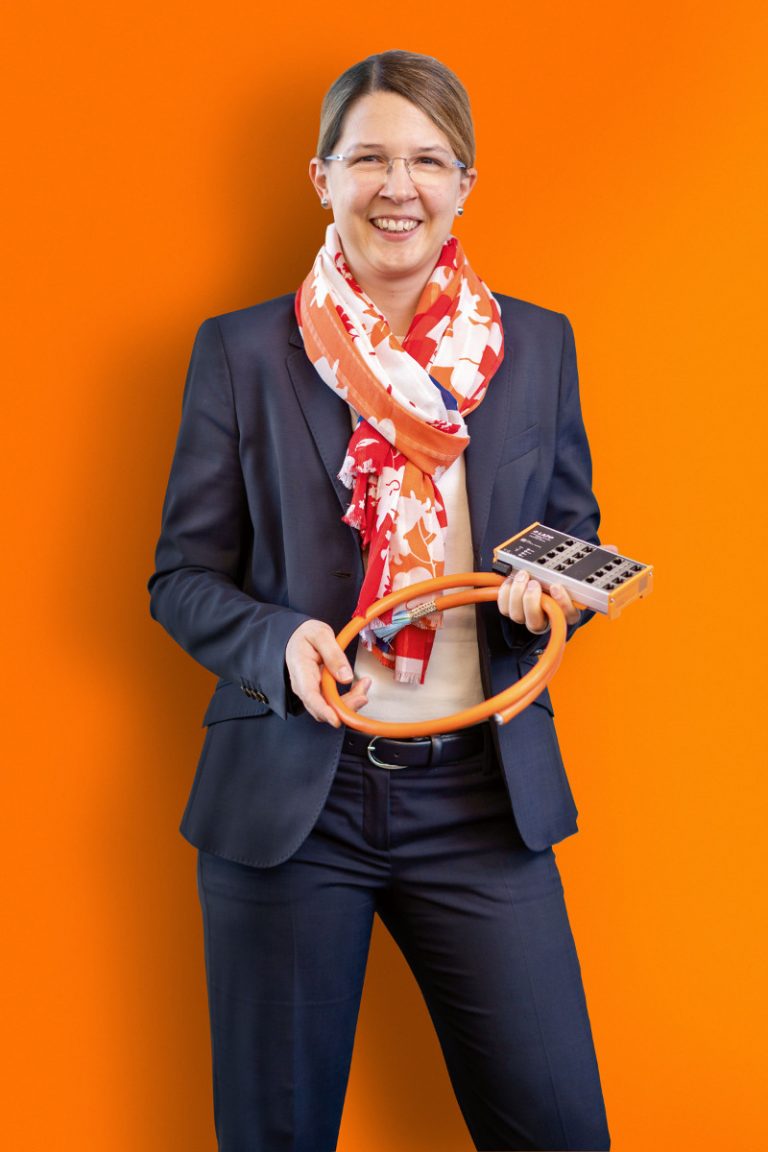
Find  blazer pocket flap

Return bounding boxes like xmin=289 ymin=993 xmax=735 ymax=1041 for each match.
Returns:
xmin=202 ymin=682 xmax=270 ymax=726
xmin=498 ymin=422 xmax=540 ymax=467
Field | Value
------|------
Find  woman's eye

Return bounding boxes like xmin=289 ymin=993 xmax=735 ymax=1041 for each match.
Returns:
xmin=414 ymin=156 xmax=444 ymax=168
xmin=352 ymin=154 xmax=384 ymax=165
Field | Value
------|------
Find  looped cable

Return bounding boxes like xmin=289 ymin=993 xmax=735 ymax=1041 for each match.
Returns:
xmin=321 ymin=572 xmax=567 ymax=737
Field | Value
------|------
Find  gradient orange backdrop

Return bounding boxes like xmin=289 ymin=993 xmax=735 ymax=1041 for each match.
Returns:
xmin=4 ymin=2 xmax=767 ymax=1148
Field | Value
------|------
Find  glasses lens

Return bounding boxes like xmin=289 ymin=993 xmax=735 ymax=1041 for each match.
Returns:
xmin=407 ymin=156 xmax=454 ymax=186
xmin=344 ymin=155 xmax=387 ymax=177
xmin=343 ymin=153 xmax=456 ymax=186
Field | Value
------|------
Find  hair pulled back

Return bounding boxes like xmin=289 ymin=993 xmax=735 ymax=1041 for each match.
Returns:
xmin=317 ymin=50 xmax=475 ymax=168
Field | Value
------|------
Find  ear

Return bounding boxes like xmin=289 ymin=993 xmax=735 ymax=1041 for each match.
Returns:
xmin=309 ymin=157 xmax=330 ymax=206
xmin=458 ymin=166 xmax=478 ymax=212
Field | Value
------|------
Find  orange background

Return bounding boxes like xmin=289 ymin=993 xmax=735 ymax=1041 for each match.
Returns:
xmin=4 ymin=2 xmax=767 ymax=1148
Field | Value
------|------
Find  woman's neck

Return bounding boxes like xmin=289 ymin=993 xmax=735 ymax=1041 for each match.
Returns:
xmin=357 ymin=274 xmax=424 ymax=339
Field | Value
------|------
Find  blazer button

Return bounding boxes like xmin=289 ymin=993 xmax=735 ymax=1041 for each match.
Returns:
xmin=255 ymin=691 xmax=268 ymax=704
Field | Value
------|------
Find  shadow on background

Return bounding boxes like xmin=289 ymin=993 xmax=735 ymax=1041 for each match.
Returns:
xmin=64 ymin=82 xmax=473 ymax=1149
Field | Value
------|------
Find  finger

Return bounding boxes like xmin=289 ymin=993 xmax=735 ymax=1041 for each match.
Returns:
xmin=308 ymin=696 xmax=343 ymax=726
xmin=311 ymin=629 xmax=354 ymax=684
xmin=294 ymin=663 xmax=343 ymax=726
xmin=498 ymin=568 xmax=529 ymax=623
xmin=318 ymin=674 xmax=372 ymax=724
xmin=343 ymin=676 xmax=372 ymax=714
xmin=522 ymin=578 xmax=548 ymax=633
xmin=603 ymin=543 xmax=618 ymax=553
xmin=548 ymin=583 xmax=581 ymax=626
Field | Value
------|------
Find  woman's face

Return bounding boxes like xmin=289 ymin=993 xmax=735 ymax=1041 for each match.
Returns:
xmin=310 ymin=91 xmax=476 ymax=299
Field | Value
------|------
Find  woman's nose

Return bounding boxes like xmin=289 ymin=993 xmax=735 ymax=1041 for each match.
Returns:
xmin=380 ymin=156 xmax=418 ymax=199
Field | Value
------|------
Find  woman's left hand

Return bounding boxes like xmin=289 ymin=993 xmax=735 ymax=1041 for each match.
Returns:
xmin=497 ymin=569 xmax=581 ymax=634
xmin=497 ymin=545 xmax=618 ymax=634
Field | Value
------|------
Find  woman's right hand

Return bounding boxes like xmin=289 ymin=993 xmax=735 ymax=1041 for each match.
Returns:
xmin=285 ymin=619 xmax=371 ymax=727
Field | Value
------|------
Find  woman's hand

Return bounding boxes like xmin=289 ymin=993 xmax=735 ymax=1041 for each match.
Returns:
xmin=285 ymin=619 xmax=371 ymax=727
xmin=497 ymin=545 xmax=618 ymax=634
xmin=497 ymin=570 xmax=580 ymax=633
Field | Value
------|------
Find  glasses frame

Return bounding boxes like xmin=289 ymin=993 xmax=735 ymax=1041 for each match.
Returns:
xmin=322 ymin=151 xmax=467 ymax=186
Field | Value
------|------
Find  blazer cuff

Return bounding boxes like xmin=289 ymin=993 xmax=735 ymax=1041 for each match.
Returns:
xmin=500 ymin=605 xmax=595 ymax=656
xmin=238 ymin=609 xmax=313 ymax=720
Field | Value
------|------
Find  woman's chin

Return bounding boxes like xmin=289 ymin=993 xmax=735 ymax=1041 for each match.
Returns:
xmin=366 ymin=241 xmax=439 ymax=282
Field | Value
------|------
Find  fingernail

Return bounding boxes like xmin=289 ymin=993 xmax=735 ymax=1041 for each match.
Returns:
xmin=338 ymin=667 xmax=353 ymax=682
xmin=514 ymin=569 xmax=527 ymax=582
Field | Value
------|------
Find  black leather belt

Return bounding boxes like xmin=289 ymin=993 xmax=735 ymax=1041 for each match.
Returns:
xmin=342 ymin=724 xmax=488 ymax=770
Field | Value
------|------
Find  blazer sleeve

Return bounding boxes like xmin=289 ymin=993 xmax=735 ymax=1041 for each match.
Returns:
xmin=147 ymin=317 xmax=311 ymax=718
xmin=501 ymin=312 xmax=601 ymax=653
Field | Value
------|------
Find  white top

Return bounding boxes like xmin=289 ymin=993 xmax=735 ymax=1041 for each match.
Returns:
xmin=349 ymin=419 xmax=485 ymax=723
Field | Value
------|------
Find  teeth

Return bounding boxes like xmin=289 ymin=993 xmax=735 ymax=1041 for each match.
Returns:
xmin=372 ymin=218 xmax=420 ymax=233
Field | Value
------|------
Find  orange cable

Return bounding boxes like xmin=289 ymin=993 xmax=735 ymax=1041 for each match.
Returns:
xmin=321 ymin=572 xmax=567 ymax=736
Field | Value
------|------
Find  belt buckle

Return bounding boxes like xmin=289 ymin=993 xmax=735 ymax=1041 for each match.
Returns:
xmin=366 ymin=735 xmax=413 ymax=771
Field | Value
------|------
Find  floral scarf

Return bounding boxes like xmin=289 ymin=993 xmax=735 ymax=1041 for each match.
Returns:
xmin=295 ymin=223 xmax=504 ymax=683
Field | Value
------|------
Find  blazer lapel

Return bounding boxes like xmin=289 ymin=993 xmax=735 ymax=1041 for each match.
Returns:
xmin=465 ymin=351 xmax=513 ymax=559
xmin=286 ymin=319 xmax=352 ymax=512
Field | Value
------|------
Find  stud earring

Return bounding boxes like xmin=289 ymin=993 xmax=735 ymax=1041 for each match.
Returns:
xmin=321 ymin=197 xmax=329 ymax=208
xmin=457 ymin=205 xmax=464 ymax=217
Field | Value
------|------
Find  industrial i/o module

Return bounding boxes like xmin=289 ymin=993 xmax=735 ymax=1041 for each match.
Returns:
xmin=493 ymin=523 xmax=653 ymax=619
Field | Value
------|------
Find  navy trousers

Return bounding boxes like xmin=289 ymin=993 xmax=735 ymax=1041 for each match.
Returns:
xmin=196 ymin=735 xmax=610 ymax=1151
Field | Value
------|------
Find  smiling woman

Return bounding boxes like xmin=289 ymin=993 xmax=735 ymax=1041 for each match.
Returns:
xmin=148 ymin=48 xmax=611 ymax=1152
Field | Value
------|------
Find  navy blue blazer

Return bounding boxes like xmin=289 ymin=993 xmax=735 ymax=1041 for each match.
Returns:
xmin=148 ymin=292 xmax=601 ymax=866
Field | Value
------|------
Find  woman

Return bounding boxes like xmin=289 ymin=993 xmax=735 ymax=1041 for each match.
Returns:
xmin=149 ymin=50 xmax=611 ymax=1152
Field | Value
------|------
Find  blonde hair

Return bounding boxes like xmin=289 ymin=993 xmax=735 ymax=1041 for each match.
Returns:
xmin=317 ymin=50 xmax=475 ymax=167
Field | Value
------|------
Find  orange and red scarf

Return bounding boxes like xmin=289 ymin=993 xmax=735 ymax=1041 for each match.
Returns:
xmin=296 ymin=223 xmax=504 ymax=683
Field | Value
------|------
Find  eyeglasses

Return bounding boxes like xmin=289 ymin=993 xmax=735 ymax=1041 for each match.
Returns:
xmin=322 ymin=150 xmax=467 ymax=188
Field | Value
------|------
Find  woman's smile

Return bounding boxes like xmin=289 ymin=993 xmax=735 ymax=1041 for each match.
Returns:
xmin=369 ymin=215 xmax=422 ymax=235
